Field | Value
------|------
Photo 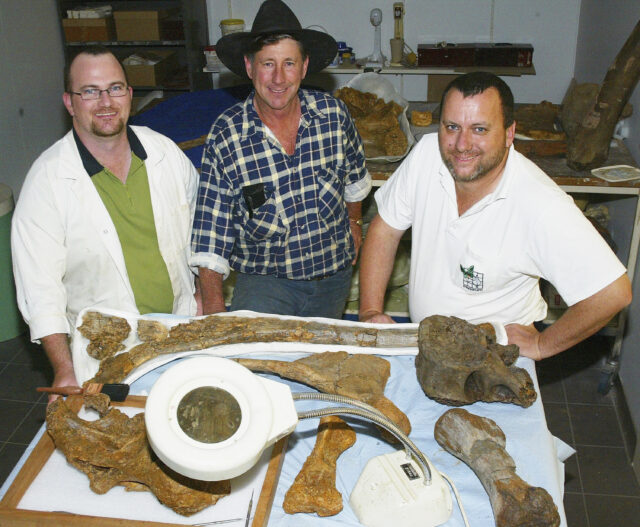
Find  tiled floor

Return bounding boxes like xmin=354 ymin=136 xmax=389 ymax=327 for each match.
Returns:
xmin=0 ymin=331 xmax=639 ymax=525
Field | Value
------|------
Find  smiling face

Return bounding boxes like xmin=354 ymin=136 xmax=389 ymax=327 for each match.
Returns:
xmin=438 ymin=87 xmax=515 ymax=184
xmin=244 ymin=38 xmax=309 ymax=117
xmin=62 ymin=52 xmax=132 ymax=141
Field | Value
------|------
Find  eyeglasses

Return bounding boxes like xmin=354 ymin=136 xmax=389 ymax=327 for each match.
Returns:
xmin=70 ymin=84 xmax=129 ymax=100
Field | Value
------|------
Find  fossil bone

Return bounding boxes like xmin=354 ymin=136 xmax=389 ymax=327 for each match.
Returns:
xmin=434 ymin=408 xmax=560 ymax=527
xmin=46 ymin=393 xmax=230 ymax=516
xmin=237 ymin=352 xmax=411 ymax=436
xmin=78 ymin=311 xmax=131 ymax=360
xmin=83 ymin=312 xmax=417 ymax=384
xmin=415 ymin=315 xmax=536 ymax=407
xmin=283 ymin=416 xmax=356 ymax=516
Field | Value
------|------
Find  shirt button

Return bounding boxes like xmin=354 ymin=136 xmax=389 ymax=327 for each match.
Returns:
xmin=103 ymin=229 xmax=108 ymax=234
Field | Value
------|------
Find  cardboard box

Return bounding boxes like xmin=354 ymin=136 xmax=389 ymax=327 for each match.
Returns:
xmin=123 ymin=50 xmax=178 ymax=87
xmin=62 ymin=17 xmax=115 ymax=42
xmin=113 ymin=10 xmax=181 ymax=41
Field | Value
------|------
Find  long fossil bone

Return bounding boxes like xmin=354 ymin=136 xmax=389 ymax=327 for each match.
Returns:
xmin=434 ymin=409 xmax=560 ymax=527
xmin=82 ymin=312 xmax=418 ymax=384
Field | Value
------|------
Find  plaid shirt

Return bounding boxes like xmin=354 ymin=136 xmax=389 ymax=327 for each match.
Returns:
xmin=192 ymin=89 xmax=371 ymax=280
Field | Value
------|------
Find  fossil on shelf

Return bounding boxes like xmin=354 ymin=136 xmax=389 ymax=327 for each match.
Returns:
xmin=83 ymin=312 xmax=418 ymax=384
xmin=237 ymin=351 xmax=411 ymax=436
xmin=334 ymin=86 xmax=408 ymax=157
xmin=283 ymin=416 xmax=356 ymax=516
xmin=46 ymin=393 xmax=230 ymax=516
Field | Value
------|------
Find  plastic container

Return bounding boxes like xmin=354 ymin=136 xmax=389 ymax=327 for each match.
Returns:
xmin=220 ymin=18 xmax=245 ymax=36
xmin=204 ymin=45 xmax=221 ymax=70
xmin=0 ymin=183 xmax=27 ymax=341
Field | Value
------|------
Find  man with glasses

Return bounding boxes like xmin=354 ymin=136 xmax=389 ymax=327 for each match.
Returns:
xmin=12 ymin=47 xmax=200 ymax=401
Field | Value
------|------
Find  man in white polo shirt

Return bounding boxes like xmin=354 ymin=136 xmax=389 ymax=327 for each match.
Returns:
xmin=358 ymin=71 xmax=631 ymax=361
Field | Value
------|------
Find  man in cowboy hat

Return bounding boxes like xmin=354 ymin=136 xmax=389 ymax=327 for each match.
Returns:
xmin=192 ymin=0 xmax=371 ymax=318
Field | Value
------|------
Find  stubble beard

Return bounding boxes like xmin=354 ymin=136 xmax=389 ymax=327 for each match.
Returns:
xmin=91 ymin=117 xmax=126 ymax=138
xmin=442 ymin=144 xmax=508 ymax=183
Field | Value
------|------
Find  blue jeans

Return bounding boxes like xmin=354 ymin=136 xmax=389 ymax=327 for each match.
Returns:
xmin=229 ymin=266 xmax=353 ymax=319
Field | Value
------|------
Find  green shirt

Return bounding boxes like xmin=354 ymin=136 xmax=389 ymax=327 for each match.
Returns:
xmin=92 ymin=153 xmax=174 ymax=314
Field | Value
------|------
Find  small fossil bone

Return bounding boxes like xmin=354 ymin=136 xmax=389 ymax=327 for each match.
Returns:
xmin=46 ymin=394 xmax=230 ymax=516
xmin=237 ymin=352 xmax=411 ymax=436
xmin=434 ymin=408 xmax=560 ymax=527
xmin=416 ymin=315 xmax=536 ymax=407
xmin=283 ymin=416 xmax=356 ymax=516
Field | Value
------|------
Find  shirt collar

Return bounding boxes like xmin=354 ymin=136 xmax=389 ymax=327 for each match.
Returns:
xmin=240 ymin=88 xmax=326 ymax=140
xmin=73 ymin=125 xmax=147 ymax=177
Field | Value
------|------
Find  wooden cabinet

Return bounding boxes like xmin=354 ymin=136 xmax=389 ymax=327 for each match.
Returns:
xmin=57 ymin=0 xmax=211 ymax=95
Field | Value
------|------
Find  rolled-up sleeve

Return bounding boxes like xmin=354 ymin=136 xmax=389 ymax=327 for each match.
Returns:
xmin=191 ymin=138 xmax=235 ymax=279
xmin=339 ymin=100 xmax=372 ymax=202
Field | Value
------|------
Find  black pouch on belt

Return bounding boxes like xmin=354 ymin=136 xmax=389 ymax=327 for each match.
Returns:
xmin=242 ymin=183 xmax=266 ymax=219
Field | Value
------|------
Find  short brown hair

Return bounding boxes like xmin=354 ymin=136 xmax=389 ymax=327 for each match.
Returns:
xmin=440 ymin=71 xmax=514 ymax=128
xmin=64 ymin=45 xmax=128 ymax=92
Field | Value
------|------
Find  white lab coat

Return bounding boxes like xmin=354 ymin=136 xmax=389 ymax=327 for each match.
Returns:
xmin=11 ymin=126 xmax=198 ymax=341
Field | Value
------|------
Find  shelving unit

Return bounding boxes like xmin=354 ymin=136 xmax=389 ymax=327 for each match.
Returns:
xmin=57 ymin=0 xmax=211 ymax=97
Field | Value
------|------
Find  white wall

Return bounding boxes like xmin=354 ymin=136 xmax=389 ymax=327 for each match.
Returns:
xmin=0 ymin=1 xmax=67 ymax=198
xmin=207 ymin=0 xmax=581 ymax=103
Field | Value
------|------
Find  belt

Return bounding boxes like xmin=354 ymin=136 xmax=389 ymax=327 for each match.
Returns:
xmin=303 ymin=265 xmax=349 ymax=281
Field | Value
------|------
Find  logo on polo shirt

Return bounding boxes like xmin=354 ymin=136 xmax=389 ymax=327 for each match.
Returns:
xmin=460 ymin=264 xmax=483 ymax=292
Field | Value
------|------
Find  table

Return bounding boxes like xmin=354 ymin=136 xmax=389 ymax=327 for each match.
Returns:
xmin=1 ymin=311 xmax=571 ymax=527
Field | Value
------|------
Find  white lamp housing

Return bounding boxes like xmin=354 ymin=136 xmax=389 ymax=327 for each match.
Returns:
xmin=350 ymin=450 xmax=453 ymax=527
xmin=145 ymin=356 xmax=298 ymax=481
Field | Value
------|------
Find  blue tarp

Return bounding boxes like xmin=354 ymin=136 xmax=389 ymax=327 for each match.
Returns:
xmin=130 ymin=85 xmax=253 ymax=168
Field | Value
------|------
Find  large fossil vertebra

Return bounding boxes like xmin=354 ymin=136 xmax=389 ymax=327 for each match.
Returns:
xmin=416 ymin=315 xmax=536 ymax=407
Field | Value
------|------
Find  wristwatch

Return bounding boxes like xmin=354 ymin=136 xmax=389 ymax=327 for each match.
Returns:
xmin=349 ymin=218 xmax=364 ymax=226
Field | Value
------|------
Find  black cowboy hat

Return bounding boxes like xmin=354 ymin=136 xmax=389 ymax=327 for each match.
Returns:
xmin=215 ymin=0 xmax=337 ymax=78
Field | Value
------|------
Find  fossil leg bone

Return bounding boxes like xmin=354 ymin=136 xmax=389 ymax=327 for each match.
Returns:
xmin=283 ymin=416 xmax=356 ymax=516
xmin=434 ymin=408 xmax=560 ymax=527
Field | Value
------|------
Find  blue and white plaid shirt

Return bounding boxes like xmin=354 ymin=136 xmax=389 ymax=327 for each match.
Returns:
xmin=191 ymin=89 xmax=371 ymax=280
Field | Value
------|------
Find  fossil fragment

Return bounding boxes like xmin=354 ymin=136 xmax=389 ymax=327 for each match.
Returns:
xmin=137 ymin=319 xmax=169 ymax=342
xmin=416 ymin=315 xmax=536 ymax=407
xmin=334 ymin=86 xmax=408 ymax=157
xmin=78 ymin=311 xmax=131 ymax=360
xmin=283 ymin=416 xmax=356 ymax=516
xmin=434 ymin=409 xmax=560 ymax=527
xmin=85 ymin=312 xmax=418 ymax=384
xmin=237 ymin=352 xmax=411 ymax=436
xmin=46 ymin=394 xmax=230 ymax=516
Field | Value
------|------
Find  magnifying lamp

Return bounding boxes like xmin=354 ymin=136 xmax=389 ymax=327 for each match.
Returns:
xmin=145 ymin=357 xmax=462 ymax=527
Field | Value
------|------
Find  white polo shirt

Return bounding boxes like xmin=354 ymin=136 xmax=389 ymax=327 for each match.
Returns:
xmin=375 ymin=133 xmax=626 ymax=325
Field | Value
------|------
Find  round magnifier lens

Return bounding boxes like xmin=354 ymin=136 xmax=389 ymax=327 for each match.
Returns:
xmin=177 ymin=386 xmax=242 ymax=443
